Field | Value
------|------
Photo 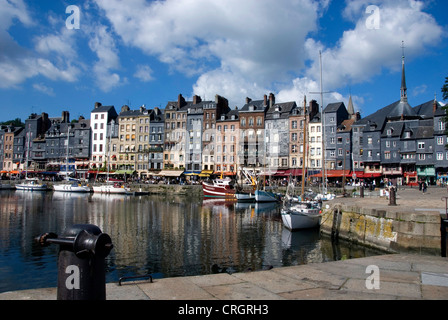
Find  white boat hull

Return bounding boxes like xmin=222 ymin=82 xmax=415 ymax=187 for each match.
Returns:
xmin=54 ymin=184 xmax=91 ymax=193
xmin=281 ymin=204 xmax=321 ymax=230
xmin=93 ymin=184 xmax=131 ymax=194
xmin=16 ymin=182 xmax=48 ymax=191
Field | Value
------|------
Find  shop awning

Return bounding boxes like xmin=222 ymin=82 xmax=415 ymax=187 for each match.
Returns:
xmin=214 ymin=171 xmax=236 ymax=176
xmin=114 ymin=170 xmax=135 ymax=175
xmin=184 ymin=171 xmax=202 ymax=176
xmin=311 ymin=170 xmax=365 ymax=178
xmin=157 ymin=170 xmax=184 ymax=177
xmin=198 ymin=170 xmax=214 ymax=177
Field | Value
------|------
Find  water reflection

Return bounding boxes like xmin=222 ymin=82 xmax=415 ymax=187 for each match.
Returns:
xmin=0 ymin=191 xmax=385 ymax=293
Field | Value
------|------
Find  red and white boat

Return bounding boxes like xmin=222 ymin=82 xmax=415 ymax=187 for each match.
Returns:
xmin=202 ymin=178 xmax=236 ymax=199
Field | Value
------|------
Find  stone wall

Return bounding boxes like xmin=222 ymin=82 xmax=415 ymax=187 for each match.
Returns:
xmin=321 ymin=203 xmax=442 ymax=255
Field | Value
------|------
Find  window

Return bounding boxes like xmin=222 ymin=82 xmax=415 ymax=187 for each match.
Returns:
xmin=437 ymin=152 xmax=443 ymax=161
xmin=418 ymin=142 xmax=425 ymax=149
xmin=418 ymin=154 xmax=426 ymax=161
xmin=437 ymin=137 xmax=444 ymax=145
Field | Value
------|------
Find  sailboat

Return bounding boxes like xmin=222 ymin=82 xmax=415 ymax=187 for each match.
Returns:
xmin=53 ymin=125 xmax=91 ymax=193
xmin=281 ymin=96 xmax=321 ymax=230
xmin=92 ymin=125 xmax=131 ymax=195
xmin=16 ymin=127 xmax=48 ymax=191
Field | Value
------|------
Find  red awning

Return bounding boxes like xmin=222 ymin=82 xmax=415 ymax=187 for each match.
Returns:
xmin=311 ymin=170 xmax=366 ymax=178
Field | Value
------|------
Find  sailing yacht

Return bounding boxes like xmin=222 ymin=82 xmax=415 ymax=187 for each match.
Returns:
xmin=281 ymin=96 xmax=321 ymax=230
xmin=16 ymin=126 xmax=48 ymax=191
xmin=92 ymin=124 xmax=131 ymax=195
xmin=53 ymin=125 xmax=91 ymax=193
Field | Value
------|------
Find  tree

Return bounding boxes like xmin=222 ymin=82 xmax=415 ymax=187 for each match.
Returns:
xmin=0 ymin=118 xmax=24 ymax=127
xmin=442 ymin=77 xmax=448 ymax=149
xmin=443 ymin=77 xmax=448 ymax=101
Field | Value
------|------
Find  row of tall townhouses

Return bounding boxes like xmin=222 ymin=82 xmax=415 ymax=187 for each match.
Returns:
xmin=1 ymin=57 xmax=448 ymax=184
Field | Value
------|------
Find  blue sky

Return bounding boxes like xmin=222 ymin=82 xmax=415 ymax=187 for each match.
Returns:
xmin=0 ymin=0 xmax=447 ymax=123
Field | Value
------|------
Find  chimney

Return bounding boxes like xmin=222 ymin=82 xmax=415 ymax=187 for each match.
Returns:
xmin=193 ymin=95 xmax=202 ymax=105
xmin=246 ymin=97 xmax=252 ymax=104
xmin=263 ymin=95 xmax=268 ymax=106
xmin=269 ymin=93 xmax=275 ymax=108
xmin=95 ymin=102 xmax=102 ymax=109
xmin=433 ymin=98 xmax=438 ymax=114
xmin=178 ymin=94 xmax=186 ymax=108
xmin=62 ymin=111 xmax=70 ymax=123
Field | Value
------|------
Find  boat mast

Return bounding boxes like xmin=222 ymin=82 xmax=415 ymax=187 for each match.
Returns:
xmin=319 ymin=51 xmax=327 ymax=194
xmin=301 ymin=95 xmax=308 ymax=199
xmin=65 ymin=124 xmax=70 ymax=180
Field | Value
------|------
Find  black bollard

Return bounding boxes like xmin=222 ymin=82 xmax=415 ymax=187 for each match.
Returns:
xmin=360 ymin=185 xmax=364 ymax=198
xmin=441 ymin=217 xmax=448 ymax=258
xmin=35 ymin=224 xmax=113 ymax=300
xmin=389 ymin=187 xmax=397 ymax=206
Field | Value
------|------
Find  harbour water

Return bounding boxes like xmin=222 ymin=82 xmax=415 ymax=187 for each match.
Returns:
xmin=0 ymin=190 xmax=386 ymax=293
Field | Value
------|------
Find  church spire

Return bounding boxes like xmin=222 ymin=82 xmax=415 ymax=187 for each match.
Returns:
xmin=347 ymin=94 xmax=355 ymax=117
xmin=400 ymin=41 xmax=408 ymax=103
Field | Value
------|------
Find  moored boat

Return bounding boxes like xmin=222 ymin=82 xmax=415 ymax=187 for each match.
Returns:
xmin=53 ymin=180 xmax=91 ymax=193
xmin=254 ymin=189 xmax=281 ymax=202
xmin=16 ymin=178 xmax=48 ymax=191
xmin=92 ymin=181 xmax=131 ymax=194
xmin=202 ymin=178 xmax=236 ymax=199
xmin=281 ymin=201 xmax=321 ymax=230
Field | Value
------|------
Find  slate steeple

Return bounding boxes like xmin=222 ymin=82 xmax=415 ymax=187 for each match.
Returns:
xmin=400 ymin=41 xmax=408 ymax=103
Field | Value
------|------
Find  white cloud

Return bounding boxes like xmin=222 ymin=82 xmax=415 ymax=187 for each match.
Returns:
xmin=305 ymin=0 xmax=444 ymax=91
xmin=94 ymin=0 xmax=324 ymax=102
xmin=95 ymin=0 xmax=443 ymax=110
xmin=88 ymin=24 xmax=123 ymax=92
xmin=33 ymin=83 xmax=55 ymax=96
xmin=0 ymin=0 xmax=82 ymax=88
xmin=134 ymin=65 xmax=154 ymax=82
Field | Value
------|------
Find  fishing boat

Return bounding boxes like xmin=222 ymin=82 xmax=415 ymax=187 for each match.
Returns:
xmin=202 ymin=177 xmax=236 ymax=199
xmin=235 ymin=169 xmax=257 ymax=202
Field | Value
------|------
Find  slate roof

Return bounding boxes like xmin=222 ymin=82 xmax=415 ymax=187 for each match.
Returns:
xmin=265 ymin=102 xmax=297 ymax=120
xmin=239 ymin=100 xmax=267 ymax=113
xmin=387 ymin=100 xmax=418 ymax=120
xmin=324 ymin=102 xmax=345 ymax=113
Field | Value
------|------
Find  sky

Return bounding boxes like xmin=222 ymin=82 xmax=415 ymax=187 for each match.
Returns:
xmin=0 ymin=0 xmax=447 ymax=123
